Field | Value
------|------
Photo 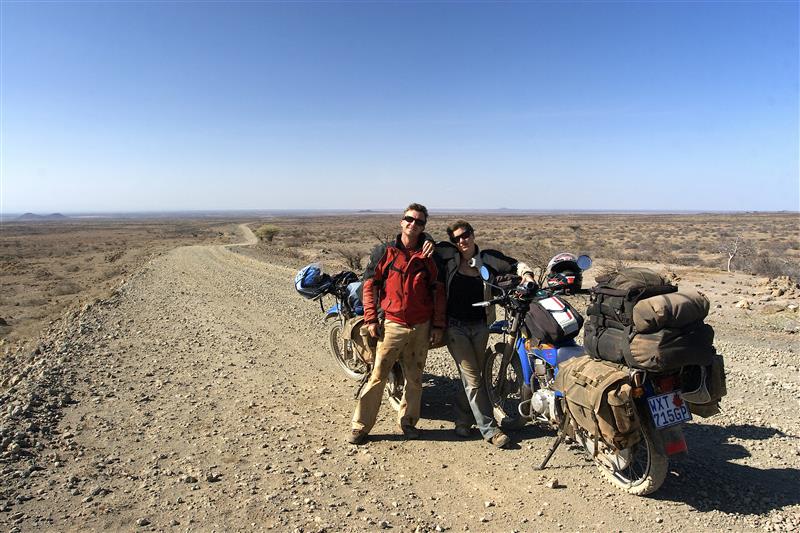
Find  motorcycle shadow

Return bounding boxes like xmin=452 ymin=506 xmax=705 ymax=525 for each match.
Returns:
xmin=652 ymin=423 xmax=800 ymax=514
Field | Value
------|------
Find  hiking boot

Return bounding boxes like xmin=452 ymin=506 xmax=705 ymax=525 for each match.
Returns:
xmin=348 ymin=429 xmax=368 ymax=445
xmin=454 ymin=425 xmax=472 ymax=438
xmin=490 ymin=431 xmax=511 ymax=449
xmin=399 ymin=424 xmax=421 ymax=440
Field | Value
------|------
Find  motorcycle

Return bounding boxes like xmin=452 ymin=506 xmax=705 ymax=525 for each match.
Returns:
xmin=295 ymin=265 xmax=404 ymax=410
xmin=479 ymin=256 xmax=690 ymax=495
xmin=483 ymin=252 xmax=591 ymax=429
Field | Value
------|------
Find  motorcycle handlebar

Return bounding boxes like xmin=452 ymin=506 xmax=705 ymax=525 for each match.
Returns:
xmin=472 ymin=296 xmax=504 ymax=307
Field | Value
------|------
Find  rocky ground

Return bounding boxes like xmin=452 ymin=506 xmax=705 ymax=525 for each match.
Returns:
xmin=1 ymin=225 xmax=798 ymax=532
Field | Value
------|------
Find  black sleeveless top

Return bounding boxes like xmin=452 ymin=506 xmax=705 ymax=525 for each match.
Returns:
xmin=447 ymin=271 xmax=485 ymax=321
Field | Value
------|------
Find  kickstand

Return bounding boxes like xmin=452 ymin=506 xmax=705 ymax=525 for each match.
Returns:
xmin=537 ymin=416 xmax=570 ymax=470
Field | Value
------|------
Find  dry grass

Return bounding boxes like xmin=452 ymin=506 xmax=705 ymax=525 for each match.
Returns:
xmin=244 ymin=212 xmax=799 ymax=279
xmin=4 ymin=212 xmax=797 ymax=353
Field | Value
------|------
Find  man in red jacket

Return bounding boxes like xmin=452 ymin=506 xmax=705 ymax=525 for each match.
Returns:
xmin=349 ymin=203 xmax=446 ymax=445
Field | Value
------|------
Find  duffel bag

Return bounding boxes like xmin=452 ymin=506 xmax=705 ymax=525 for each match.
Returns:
xmin=628 ymin=321 xmax=715 ymax=371
xmin=525 ymin=296 xmax=584 ymax=344
xmin=681 ymin=353 xmax=727 ymax=417
xmin=633 ymin=289 xmax=710 ymax=334
xmin=553 ymin=356 xmax=641 ymax=450
xmin=595 ymin=267 xmax=677 ymax=294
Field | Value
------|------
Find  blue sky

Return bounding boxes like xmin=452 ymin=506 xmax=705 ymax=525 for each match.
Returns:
xmin=1 ymin=1 xmax=798 ymax=213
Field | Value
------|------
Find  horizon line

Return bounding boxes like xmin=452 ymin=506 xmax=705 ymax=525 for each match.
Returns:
xmin=2 ymin=207 xmax=798 ymax=219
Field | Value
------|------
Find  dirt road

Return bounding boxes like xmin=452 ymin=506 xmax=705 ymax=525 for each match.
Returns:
xmin=1 ymin=226 xmax=798 ymax=532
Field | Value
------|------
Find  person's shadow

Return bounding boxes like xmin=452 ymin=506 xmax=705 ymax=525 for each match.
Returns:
xmin=415 ymin=373 xmax=551 ymax=445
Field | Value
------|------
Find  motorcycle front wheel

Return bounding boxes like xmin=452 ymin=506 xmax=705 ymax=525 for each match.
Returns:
xmin=328 ymin=322 xmax=369 ymax=380
xmin=483 ymin=344 xmax=527 ymax=429
xmin=595 ymin=425 xmax=668 ymax=496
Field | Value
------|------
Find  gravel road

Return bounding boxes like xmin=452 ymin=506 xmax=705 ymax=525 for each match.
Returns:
xmin=1 ymin=225 xmax=798 ymax=532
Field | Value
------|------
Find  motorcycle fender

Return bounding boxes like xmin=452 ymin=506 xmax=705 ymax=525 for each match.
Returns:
xmin=655 ymin=424 xmax=688 ymax=456
xmin=641 ymin=418 xmax=684 ymax=456
xmin=323 ymin=312 xmax=339 ymax=323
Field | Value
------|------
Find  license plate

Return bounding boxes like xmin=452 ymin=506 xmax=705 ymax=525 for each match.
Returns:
xmin=647 ymin=391 xmax=692 ymax=429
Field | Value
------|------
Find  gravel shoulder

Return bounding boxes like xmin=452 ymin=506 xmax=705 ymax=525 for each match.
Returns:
xmin=1 ymin=226 xmax=798 ymax=532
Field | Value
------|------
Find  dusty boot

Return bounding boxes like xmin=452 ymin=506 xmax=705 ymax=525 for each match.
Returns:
xmin=348 ymin=429 xmax=368 ymax=445
xmin=489 ymin=431 xmax=511 ymax=449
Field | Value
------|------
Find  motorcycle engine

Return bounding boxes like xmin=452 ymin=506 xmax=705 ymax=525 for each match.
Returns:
xmin=529 ymin=389 xmax=559 ymax=426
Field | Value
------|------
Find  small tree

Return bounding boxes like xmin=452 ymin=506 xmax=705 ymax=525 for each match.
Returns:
xmin=719 ymin=234 xmax=751 ymax=272
xmin=255 ymin=224 xmax=280 ymax=242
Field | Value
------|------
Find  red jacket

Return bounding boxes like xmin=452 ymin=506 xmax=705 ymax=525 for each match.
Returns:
xmin=362 ymin=236 xmax=446 ymax=329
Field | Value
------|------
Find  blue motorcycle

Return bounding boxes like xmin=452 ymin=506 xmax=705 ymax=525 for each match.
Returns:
xmin=479 ymin=256 xmax=686 ymax=496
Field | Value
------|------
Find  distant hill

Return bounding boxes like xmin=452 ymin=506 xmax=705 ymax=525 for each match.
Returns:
xmin=16 ymin=213 xmax=69 ymax=221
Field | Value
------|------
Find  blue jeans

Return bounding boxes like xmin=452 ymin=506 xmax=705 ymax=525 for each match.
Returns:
xmin=446 ymin=317 xmax=501 ymax=440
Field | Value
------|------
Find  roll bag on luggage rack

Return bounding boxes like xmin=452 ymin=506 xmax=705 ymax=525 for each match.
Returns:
xmin=584 ymin=267 xmax=715 ymax=372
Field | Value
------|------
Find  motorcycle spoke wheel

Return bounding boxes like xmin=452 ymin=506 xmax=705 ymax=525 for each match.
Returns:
xmin=595 ymin=426 xmax=668 ymax=496
xmin=483 ymin=346 xmax=526 ymax=429
xmin=385 ymin=364 xmax=404 ymax=412
xmin=328 ymin=323 xmax=369 ymax=380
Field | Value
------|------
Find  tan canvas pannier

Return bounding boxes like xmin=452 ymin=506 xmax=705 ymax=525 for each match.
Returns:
xmin=632 ymin=289 xmax=710 ymax=334
xmin=343 ymin=315 xmax=376 ymax=364
xmin=554 ymin=356 xmax=641 ymax=450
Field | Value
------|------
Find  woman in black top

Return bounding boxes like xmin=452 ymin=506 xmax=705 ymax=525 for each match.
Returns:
xmin=434 ymin=220 xmax=534 ymax=448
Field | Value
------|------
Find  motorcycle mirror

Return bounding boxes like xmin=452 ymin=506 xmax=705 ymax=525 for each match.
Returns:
xmin=577 ymin=255 xmax=592 ymax=271
xmin=479 ymin=265 xmax=491 ymax=281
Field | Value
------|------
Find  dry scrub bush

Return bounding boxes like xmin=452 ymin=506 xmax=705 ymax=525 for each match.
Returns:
xmin=746 ymin=254 xmax=800 ymax=280
xmin=595 ymin=258 xmax=631 ymax=278
xmin=336 ymin=247 xmax=366 ymax=271
xmin=255 ymin=224 xmax=280 ymax=242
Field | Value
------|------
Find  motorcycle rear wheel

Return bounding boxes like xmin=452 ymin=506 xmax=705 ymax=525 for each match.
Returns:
xmin=385 ymin=364 xmax=404 ymax=412
xmin=483 ymin=345 xmax=527 ymax=429
xmin=595 ymin=425 xmax=668 ymax=496
xmin=328 ymin=322 xmax=369 ymax=380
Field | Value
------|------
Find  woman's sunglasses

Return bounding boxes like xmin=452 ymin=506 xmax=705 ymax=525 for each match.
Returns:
xmin=450 ymin=230 xmax=472 ymax=243
xmin=402 ymin=215 xmax=426 ymax=227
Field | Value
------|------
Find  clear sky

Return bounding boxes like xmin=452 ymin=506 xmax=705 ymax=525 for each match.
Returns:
xmin=1 ymin=1 xmax=798 ymax=213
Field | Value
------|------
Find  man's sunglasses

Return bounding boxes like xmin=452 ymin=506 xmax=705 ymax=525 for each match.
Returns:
xmin=450 ymin=230 xmax=472 ymax=243
xmin=402 ymin=215 xmax=426 ymax=227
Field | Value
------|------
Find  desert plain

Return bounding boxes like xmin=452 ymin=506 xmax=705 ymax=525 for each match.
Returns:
xmin=1 ymin=211 xmax=798 ymax=532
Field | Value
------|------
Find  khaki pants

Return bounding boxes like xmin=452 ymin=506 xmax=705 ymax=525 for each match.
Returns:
xmin=446 ymin=318 xmax=501 ymax=440
xmin=352 ymin=320 xmax=431 ymax=433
